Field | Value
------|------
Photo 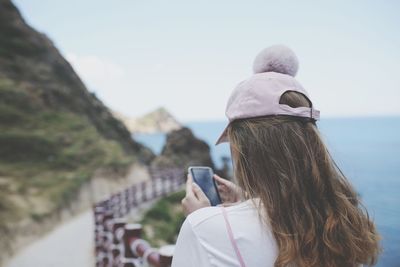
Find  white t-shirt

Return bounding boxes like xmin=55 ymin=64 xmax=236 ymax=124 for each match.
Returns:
xmin=172 ymin=199 xmax=278 ymax=267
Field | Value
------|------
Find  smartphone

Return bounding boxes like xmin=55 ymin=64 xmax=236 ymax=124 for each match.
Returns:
xmin=188 ymin=166 xmax=222 ymax=206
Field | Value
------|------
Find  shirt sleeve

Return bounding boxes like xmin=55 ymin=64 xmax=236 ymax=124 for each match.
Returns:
xmin=171 ymin=217 xmax=212 ymax=267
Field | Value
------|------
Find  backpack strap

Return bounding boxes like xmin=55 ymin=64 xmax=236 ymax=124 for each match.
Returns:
xmin=221 ymin=207 xmax=246 ymax=267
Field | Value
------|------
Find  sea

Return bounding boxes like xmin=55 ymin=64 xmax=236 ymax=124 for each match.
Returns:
xmin=134 ymin=117 xmax=400 ymax=267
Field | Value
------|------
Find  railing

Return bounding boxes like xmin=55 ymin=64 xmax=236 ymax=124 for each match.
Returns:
xmin=93 ymin=168 xmax=185 ymax=267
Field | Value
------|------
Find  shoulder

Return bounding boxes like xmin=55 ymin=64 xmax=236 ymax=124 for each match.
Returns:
xmin=176 ymin=206 xmax=223 ymax=245
xmin=186 ymin=206 xmax=222 ymax=228
xmin=186 ymin=201 xmax=249 ymax=226
xmin=186 ymin=200 xmax=257 ymax=235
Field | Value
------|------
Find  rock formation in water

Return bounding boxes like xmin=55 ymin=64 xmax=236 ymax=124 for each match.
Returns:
xmin=151 ymin=127 xmax=215 ymax=170
xmin=114 ymin=107 xmax=182 ymax=134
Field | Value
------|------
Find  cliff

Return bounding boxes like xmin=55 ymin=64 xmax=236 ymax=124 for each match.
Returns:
xmin=0 ymin=0 xmax=153 ymax=262
xmin=0 ymin=0 xmax=153 ymax=159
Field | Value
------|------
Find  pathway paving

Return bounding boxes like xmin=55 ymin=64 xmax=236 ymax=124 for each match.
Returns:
xmin=5 ymin=211 xmax=94 ymax=267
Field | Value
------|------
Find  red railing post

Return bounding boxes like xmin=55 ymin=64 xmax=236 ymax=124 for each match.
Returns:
xmin=168 ymin=175 xmax=174 ymax=193
xmin=159 ymin=245 xmax=175 ymax=267
xmin=131 ymin=185 xmax=137 ymax=207
xmin=152 ymin=178 xmax=158 ymax=198
xmin=141 ymin=181 xmax=147 ymax=202
xmin=123 ymin=223 xmax=142 ymax=259
xmin=122 ymin=189 xmax=129 ymax=215
xmin=94 ymin=206 xmax=105 ymax=261
xmin=161 ymin=176 xmax=167 ymax=196
xmin=112 ymin=218 xmax=127 ymax=244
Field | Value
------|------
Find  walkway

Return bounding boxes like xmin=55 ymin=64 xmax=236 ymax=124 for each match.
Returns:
xmin=5 ymin=211 xmax=94 ymax=267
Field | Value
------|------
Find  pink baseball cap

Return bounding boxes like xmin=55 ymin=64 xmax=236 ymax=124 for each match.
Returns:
xmin=216 ymin=45 xmax=320 ymax=145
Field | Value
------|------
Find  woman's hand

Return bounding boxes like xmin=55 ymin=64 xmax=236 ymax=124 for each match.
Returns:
xmin=214 ymin=174 xmax=242 ymax=204
xmin=181 ymin=174 xmax=210 ymax=216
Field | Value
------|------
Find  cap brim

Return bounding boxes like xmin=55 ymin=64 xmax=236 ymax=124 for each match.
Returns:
xmin=215 ymin=125 xmax=229 ymax=145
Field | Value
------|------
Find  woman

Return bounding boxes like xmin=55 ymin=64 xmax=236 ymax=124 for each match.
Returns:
xmin=172 ymin=45 xmax=380 ymax=267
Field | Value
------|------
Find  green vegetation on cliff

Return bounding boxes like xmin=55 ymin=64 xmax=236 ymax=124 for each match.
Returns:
xmin=0 ymin=77 xmax=133 ymax=215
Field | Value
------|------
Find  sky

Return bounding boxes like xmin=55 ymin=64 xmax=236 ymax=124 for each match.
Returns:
xmin=13 ymin=0 xmax=400 ymax=122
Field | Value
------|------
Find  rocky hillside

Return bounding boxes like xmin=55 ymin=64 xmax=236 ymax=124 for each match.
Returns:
xmin=0 ymin=0 xmax=153 ymax=261
xmin=0 ymin=0 xmax=153 ymax=159
xmin=114 ymin=107 xmax=182 ymax=134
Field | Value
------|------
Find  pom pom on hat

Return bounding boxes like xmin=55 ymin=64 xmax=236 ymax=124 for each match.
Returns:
xmin=253 ymin=45 xmax=299 ymax=77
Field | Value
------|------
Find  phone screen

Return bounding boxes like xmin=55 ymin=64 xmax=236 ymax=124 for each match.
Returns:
xmin=189 ymin=167 xmax=221 ymax=206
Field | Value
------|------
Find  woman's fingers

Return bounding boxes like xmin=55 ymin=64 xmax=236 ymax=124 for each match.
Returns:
xmin=187 ymin=174 xmax=208 ymax=201
xmin=181 ymin=176 xmax=211 ymax=216
xmin=217 ymin=184 xmax=226 ymax=192
xmin=214 ymin=174 xmax=229 ymax=185
xmin=214 ymin=174 xmax=242 ymax=204
xmin=214 ymin=175 xmax=236 ymax=190
xmin=185 ymin=174 xmax=194 ymax=196
xmin=215 ymin=176 xmax=235 ymax=193
xmin=192 ymin=183 xmax=209 ymax=202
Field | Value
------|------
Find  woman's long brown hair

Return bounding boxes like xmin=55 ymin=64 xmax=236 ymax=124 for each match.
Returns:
xmin=227 ymin=91 xmax=381 ymax=267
